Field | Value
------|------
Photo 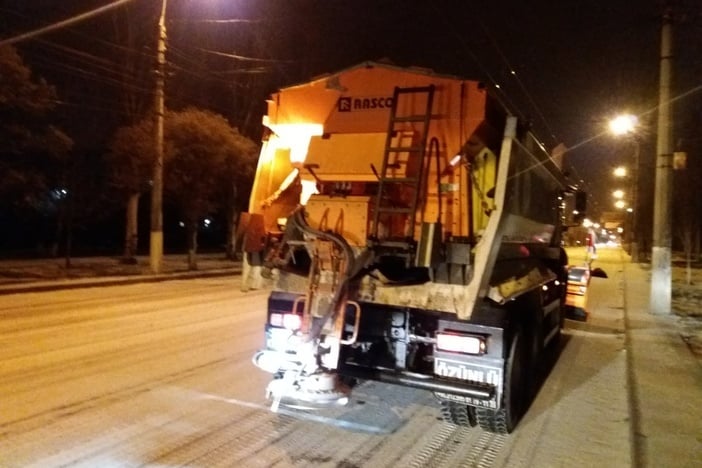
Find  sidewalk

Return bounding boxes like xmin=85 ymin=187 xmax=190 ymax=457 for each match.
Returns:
xmin=0 ymin=253 xmax=241 ymax=295
xmin=623 ymin=262 xmax=702 ymax=467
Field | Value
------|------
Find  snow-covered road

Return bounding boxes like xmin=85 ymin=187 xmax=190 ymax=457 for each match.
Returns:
xmin=0 ymin=270 xmax=633 ymax=467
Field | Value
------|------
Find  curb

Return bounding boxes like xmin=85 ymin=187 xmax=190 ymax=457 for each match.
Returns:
xmin=0 ymin=268 xmax=242 ymax=295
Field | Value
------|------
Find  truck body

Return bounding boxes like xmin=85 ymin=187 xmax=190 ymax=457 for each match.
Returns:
xmin=245 ymin=62 xmax=581 ymax=433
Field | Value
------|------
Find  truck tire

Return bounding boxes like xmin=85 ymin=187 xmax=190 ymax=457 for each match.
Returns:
xmin=439 ymin=400 xmax=477 ymax=427
xmin=525 ymin=294 xmax=543 ymax=397
xmin=476 ymin=324 xmax=528 ymax=434
xmin=550 ymin=247 xmax=569 ymax=347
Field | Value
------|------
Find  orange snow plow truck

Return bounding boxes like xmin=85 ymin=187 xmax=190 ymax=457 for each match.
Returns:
xmin=244 ymin=62 xmax=585 ymax=434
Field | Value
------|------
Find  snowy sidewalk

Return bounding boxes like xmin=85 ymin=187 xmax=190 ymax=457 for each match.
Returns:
xmin=624 ymin=262 xmax=702 ymax=467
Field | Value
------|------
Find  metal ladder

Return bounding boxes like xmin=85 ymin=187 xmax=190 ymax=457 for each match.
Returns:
xmin=370 ymin=85 xmax=435 ymax=257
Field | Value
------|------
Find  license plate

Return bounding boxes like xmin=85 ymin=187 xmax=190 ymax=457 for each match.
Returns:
xmin=434 ymin=357 xmax=502 ymax=386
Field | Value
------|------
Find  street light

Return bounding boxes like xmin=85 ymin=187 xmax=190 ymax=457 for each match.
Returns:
xmin=613 ymin=166 xmax=627 ymax=178
xmin=609 ymin=114 xmax=638 ymax=136
xmin=609 ymin=113 xmax=641 ymax=262
xmin=151 ymin=0 xmax=168 ymax=274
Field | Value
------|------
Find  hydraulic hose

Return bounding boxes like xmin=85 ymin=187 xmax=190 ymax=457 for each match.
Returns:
xmin=289 ymin=207 xmax=358 ymax=341
xmin=428 ymin=137 xmax=442 ymax=223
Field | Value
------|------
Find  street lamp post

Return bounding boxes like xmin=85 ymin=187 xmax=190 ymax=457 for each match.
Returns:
xmin=150 ymin=0 xmax=168 ymax=274
xmin=630 ymin=141 xmax=640 ymax=262
xmin=651 ymin=9 xmax=674 ymax=315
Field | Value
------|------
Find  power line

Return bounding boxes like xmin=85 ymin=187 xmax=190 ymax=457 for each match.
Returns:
xmin=474 ymin=20 xmax=559 ymax=145
xmin=196 ymin=47 xmax=296 ymax=64
xmin=0 ymin=0 xmax=137 ymax=47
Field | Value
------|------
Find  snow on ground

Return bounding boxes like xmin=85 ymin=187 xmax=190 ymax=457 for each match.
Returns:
xmin=671 ymin=264 xmax=702 ymax=359
xmin=1 ymin=248 xmax=700 ymax=360
xmin=568 ymin=244 xmax=702 ymax=362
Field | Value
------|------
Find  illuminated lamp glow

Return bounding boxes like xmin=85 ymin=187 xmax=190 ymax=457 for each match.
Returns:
xmin=300 ymin=179 xmax=320 ymax=206
xmin=264 ymin=119 xmax=324 ymax=164
xmin=613 ymin=166 xmax=628 ymax=178
xmin=282 ymin=313 xmax=302 ymax=330
xmin=269 ymin=313 xmax=302 ymax=331
xmin=609 ymin=114 xmax=638 ymax=136
xmin=436 ymin=333 xmax=486 ymax=355
xmin=269 ymin=313 xmax=283 ymax=327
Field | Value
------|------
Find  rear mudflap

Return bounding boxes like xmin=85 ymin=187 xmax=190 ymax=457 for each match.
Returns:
xmin=432 ymin=355 xmax=504 ymax=409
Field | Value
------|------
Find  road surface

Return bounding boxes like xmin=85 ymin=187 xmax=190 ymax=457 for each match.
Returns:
xmin=0 ymin=254 xmax=632 ymax=467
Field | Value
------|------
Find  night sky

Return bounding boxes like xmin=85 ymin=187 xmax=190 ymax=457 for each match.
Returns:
xmin=2 ymin=0 xmax=701 ymax=226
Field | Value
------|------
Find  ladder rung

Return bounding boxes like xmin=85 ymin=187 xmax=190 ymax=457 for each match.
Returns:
xmin=387 ymin=146 xmax=424 ymax=153
xmin=370 ymin=84 xmax=435 ymax=241
xmin=392 ymin=115 xmax=429 ymax=123
xmin=395 ymin=86 xmax=435 ymax=95
xmin=379 ymin=177 xmax=419 ymax=183
xmin=371 ymin=239 xmax=415 ymax=249
xmin=377 ymin=207 xmax=413 ymax=214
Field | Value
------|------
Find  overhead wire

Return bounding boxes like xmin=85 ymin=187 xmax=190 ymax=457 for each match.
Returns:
xmin=1 ymin=10 xmax=323 ymax=143
xmin=196 ymin=47 xmax=296 ymax=64
xmin=474 ymin=20 xmax=559 ymax=146
xmin=0 ymin=0 xmax=137 ymax=47
xmin=421 ymin=4 xmax=526 ymax=133
xmin=1 ymin=4 xmax=272 ymax=122
xmin=29 ymin=42 xmax=151 ymax=91
xmin=419 ymin=3 xmax=600 ymax=202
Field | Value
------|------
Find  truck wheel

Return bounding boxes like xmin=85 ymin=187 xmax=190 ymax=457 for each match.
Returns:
xmin=476 ymin=325 xmax=528 ymax=434
xmin=439 ymin=400 xmax=477 ymax=427
xmin=526 ymin=295 xmax=544 ymax=394
xmin=549 ymin=300 xmax=565 ymax=352
xmin=553 ymin=248 xmax=569 ymax=346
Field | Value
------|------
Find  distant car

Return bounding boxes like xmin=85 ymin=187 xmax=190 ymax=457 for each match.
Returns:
xmin=565 ymin=264 xmax=608 ymax=321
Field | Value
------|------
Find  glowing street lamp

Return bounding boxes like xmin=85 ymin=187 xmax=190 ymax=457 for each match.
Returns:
xmin=609 ymin=114 xmax=641 ymax=263
xmin=609 ymin=114 xmax=638 ymax=136
xmin=613 ymin=166 xmax=628 ymax=178
xmin=614 ymin=200 xmax=627 ymax=210
xmin=613 ymin=189 xmax=625 ymax=199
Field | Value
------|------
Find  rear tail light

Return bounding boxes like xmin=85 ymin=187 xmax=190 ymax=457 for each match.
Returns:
xmin=269 ymin=313 xmax=302 ymax=331
xmin=436 ymin=332 xmax=486 ymax=355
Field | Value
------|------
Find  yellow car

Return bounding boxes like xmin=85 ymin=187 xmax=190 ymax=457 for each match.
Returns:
xmin=565 ymin=264 xmax=607 ymax=321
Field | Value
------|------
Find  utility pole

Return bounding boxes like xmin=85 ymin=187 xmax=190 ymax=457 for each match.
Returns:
xmin=150 ymin=0 xmax=168 ymax=274
xmin=631 ymin=139 xmax=640 ymax=263
xmin=650 ymin=7 xmax=673 ymax=315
